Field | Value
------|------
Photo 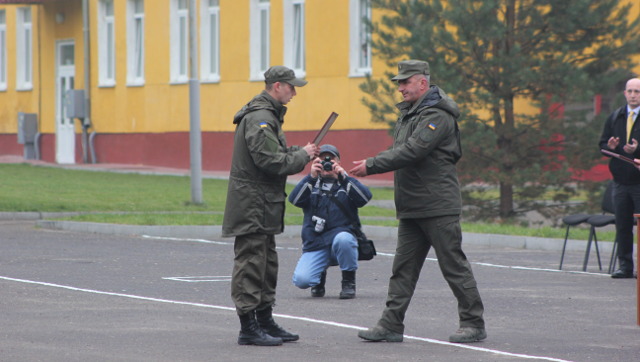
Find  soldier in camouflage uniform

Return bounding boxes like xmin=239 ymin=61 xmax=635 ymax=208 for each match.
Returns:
xmin=351 ymin=60 xmax=486 ymax=344
xmin=222 ymin=65 xmax=318 ymax=346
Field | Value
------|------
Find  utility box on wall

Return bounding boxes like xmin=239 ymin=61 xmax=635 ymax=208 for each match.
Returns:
xmin=66 ymin=89 xmax=86 ymax=119
xmin=17 ymin=112 xmax=38 ymax=159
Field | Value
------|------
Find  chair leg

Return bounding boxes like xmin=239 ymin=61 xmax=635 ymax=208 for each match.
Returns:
xmin=583 ymin=227 xmax=595 ymax=272
xmin=559 ymin=225 xmax=570 ymax=270
xmin=608 ymin=239 xmax=618 ymax=274
xmin=593 ymin=231 xmax=602 ymax=271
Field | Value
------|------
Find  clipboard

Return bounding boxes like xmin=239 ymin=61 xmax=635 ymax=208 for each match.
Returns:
xmin=312 ymin=112 xmax=339 ymax=145
xmin=600 ymin=149 xmax=640 ymax=165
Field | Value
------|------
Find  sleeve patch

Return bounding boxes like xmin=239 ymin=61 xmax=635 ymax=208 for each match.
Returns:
xmin=259 ymin=122 xmax=268 ymax=128
xmin=428 ymin=123 xmax=437 ymax=130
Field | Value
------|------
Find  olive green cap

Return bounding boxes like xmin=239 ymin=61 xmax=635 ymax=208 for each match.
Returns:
xmin=264 ymin=65 xmax=308 ymax=87
xmin=391 ymin=60 xmax=430 ymax=81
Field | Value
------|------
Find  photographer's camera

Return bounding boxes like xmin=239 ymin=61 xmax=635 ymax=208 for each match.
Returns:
xmin=311 ymin=215 xmax=326 ymax=233
xmin=321 ymin=156 xmax=334 ymax=171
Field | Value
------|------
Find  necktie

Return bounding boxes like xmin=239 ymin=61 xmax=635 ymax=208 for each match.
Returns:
xmin=627 ymin=111 xmax=636 ymax=142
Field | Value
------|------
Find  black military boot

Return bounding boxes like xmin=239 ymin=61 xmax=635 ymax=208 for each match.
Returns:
xmin=339 ymin=270 xmax=356 ymax=299
xmin=237 ymin=310 xmax=283 ymax=346
xmin=256 ymin=306 xmax=299 ymax=342
xmin=311 ymin=270 xmax=327 ymax=297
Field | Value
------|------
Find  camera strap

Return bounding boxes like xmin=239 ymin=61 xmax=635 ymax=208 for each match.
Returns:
xmin=329 ymin=194 xmax=363 ymax=237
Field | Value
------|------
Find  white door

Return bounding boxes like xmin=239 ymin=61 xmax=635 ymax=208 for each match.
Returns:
xmin=55 ymin=40 xmax=76 ymax=164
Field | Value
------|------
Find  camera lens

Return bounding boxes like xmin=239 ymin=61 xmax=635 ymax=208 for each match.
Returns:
xmin=322 ymin=156 xmax=333 ymax=171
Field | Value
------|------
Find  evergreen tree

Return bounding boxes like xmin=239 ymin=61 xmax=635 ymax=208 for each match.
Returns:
xmin=362 ymin=0 xmax=640 ymax=219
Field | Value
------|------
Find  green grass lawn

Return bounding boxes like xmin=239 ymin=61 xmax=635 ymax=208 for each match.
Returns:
xmin=0 ymin=163 xmax=615 ymax=241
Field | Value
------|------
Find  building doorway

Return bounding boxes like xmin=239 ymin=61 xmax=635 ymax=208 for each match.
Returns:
xmin=55 ymin=40 xmax=75 ymax=164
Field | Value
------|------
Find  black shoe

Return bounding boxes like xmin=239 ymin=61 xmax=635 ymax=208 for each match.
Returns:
xmin=238 ymin=311 xmax=283 ymax=346
xmin=237 ymin=329 xmax=282 ymax=346
xmin=611 ymin=269 xmax=634 ymax=279
xmin=339 ymin=270 xmax=356 ymax=299
xmin=311 ymin=271 xmax=326 ymax=298
xmin=256 ymin=306 xmax=299 ymax=342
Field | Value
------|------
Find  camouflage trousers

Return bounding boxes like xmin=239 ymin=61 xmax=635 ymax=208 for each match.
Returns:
xmin=231 ymin=233 xmax=278 ymax=315
xmin=378 ymin=215 xmax=485 ymax=334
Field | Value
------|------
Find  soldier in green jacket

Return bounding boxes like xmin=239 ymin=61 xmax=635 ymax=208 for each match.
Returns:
xmin=222 ymin=65 xmax=318 ymax=346
xmin=351 ymin=60 xmax=486 ymax=344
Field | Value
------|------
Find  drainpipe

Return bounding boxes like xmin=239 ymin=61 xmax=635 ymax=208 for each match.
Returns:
xmin=82 ymin=0 xmax=95 ymax=163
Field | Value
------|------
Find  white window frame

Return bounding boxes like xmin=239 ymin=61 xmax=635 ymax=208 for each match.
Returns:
xmin=16 ymin=7 xmax=33 ymax=90
xmin=127 ymin=0 xmax=145 ymax=86
xmin=0 ymin=10 xmax=6 ymax=91
xmin=200 ymin=0 xmax=220 ymax=83
xmin=283 ymin=0 xmax=305 ymax=77
xmin=170 ymin=0 xmax=189 ymax=83
xmin=349 ymin=0 xmax=372 ymax=77
xmin=98 ymin=0 xmax=116 ymax=87
xmin=250 ymin=0 xmax=270 ymax=81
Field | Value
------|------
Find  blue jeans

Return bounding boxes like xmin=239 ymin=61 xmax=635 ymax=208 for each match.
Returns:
xmin=292 ymin=231 xmax=358 ymax=289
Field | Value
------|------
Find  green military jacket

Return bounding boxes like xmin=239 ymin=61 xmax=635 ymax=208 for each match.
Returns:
xmin=222 ymin=91 xmax=310 ymax=237
xmin=366 ymin=85 xmax=463 ymax=219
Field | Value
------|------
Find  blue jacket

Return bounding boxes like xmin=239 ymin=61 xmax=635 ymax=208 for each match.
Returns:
xmin=288 ymin=175 xmax=373 ymax=252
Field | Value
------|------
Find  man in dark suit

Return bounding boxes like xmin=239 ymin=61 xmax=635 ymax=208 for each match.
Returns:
xmin=599 ymin=77 xmax=640 ymax=279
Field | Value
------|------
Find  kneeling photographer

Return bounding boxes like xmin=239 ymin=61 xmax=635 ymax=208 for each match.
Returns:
xmin=289 ymin=144 xmax=372 ymax=299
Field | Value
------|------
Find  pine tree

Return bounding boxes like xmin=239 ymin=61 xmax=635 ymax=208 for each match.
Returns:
xmin=361 ymin=0 xmax=640 ymax=219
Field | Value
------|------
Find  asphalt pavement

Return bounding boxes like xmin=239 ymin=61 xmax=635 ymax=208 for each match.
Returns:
xmin=1 ymin=220 xmax=638 ymax=362
xmin=1 ymin=155 xmax=639 ymax=361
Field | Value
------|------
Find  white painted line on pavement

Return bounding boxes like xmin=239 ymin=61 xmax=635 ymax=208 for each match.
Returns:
xmin=141 ymin=235 xmax=300 ymax=250
xmin=142 ymin=235 xmax=609 ymax=277
xmin=472 ymin=262 xmax=609 ymax=276
xmin=163 ymin=276 xmax=231 ymax=282
xmin=0 ymin=275 xmax=571 ymax=362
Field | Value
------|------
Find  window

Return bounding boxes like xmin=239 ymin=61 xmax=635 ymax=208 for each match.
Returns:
xmin=16 ymin=7 xmax=32 ymax=90
xmin=98 ymin=0 xmax=116 ymax=86
xmin=0 ymin=10 xmax=6 ymax=90
xmin=170 ymin=0 xmax=189 ymax=83
xmin=127 ymin=0 xmax=144 ymax=85
xmin=283 ymin=0 xmax=305 ymax=77
xmin=250 ymin=0 xmax=270 ymax=80
xmin=201 ymin=0 xmax=220 ymax=82
xmin=349 ymin=0 xmax=371 ymax=77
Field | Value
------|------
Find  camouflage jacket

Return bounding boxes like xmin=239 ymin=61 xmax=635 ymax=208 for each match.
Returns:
xmin=222 ymin=91 xmax=310 ymax=237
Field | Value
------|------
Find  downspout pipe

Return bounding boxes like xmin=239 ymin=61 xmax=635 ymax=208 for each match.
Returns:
xmin=82 ymin=0 xmax=95 ymax=163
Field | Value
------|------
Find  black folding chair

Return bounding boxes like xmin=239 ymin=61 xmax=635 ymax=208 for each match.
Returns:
xmin=582 ymin=182 xmax=616 ymax=272
xmin=559 ymin=213 xmax=593 ymax=270
xmin=559 ymin=182 xmax=615 ymax=271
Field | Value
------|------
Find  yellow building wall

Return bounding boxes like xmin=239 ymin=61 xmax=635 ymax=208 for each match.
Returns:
xmin=84 ymin=0 xmax=390 ymax=135
xmin=0 ymin=5 xmax=41 ymax=134
xmin=41 ymin=1 xmax=86 ymax=135
xmin=1 ymin=0 xmax=639 ymax=136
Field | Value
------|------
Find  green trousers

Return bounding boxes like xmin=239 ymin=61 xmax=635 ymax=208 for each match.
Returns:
xmin=378 ymin=215 xmax=485 ymax=334
xmin=231 ymin=233 xmax=278 ymax=315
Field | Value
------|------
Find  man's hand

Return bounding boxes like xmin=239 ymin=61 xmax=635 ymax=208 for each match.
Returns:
xmin=303 ymin=143 xmax=319 ymax=159
xmin=608 ymin=137 xmax=620 ymax=150
xmin=624 ymin=138 xmax=638 ymax=154
xmin=350 ymin=160 xmax=368 ymax=177
xmin=333 ymin=163 xmax=347 ymax=177
xmin=310 ymin=158 xmax=323 ymax=178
